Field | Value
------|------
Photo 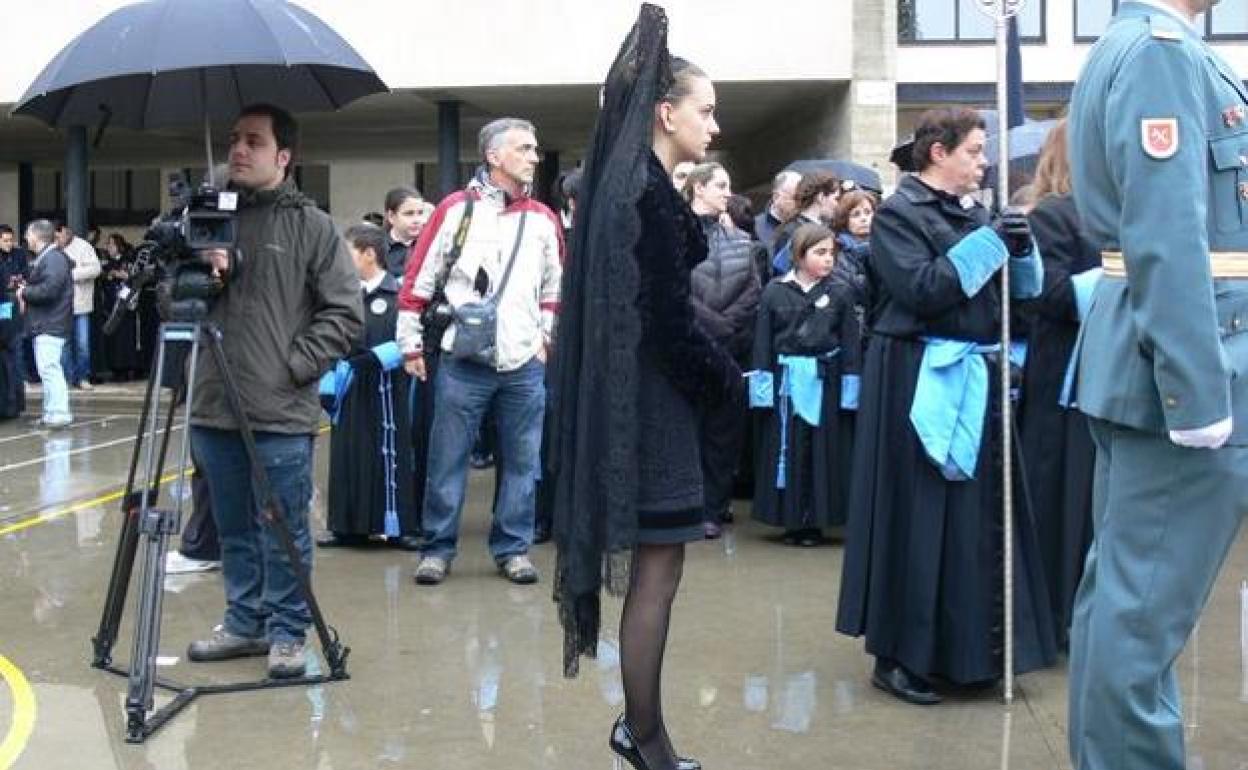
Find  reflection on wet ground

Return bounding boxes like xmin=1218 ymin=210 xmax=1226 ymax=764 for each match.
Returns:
xmin=1 ymin=411 xmax=1247 ymax=769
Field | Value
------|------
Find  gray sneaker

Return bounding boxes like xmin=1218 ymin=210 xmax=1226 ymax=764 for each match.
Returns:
xmin=187 ymin=625 xmax=268 ymax=661
xmin=267 ymin=639 xmax=307 ymax=679
xmin=499 ymin=554 xmax=538 ymax=585
xmin=413 ymin=555 xmax=449 ymax=585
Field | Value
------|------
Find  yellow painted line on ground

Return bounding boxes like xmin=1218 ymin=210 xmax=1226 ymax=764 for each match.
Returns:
xmin=0 ymin=425 xmax=330 ymax=538
xmin=0 ymin=471 xmax=186 ymax=538
xmin=0 ymin=653 xmax=36 ymax=770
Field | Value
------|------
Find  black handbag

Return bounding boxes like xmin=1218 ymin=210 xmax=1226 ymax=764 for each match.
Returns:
xmin=449 ymin=211 xmax=529 ymax=366
xmin=420 ymin=197 xmax=475 ymax=351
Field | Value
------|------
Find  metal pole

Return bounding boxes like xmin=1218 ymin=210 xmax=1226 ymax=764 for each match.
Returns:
xmin=995 ymin=2 xmax=1015 ymax=707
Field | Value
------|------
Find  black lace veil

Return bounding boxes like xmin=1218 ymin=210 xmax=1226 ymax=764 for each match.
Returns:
xmin=551 ymin=3 xmax=673 ymax=677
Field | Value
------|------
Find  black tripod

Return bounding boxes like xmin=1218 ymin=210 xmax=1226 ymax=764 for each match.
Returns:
xmin=90 ymin=319 xmax=350 ymax=743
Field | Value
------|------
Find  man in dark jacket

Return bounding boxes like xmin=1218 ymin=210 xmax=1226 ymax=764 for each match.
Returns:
xmin=690 ymin=219 xmax=763 ymax=536
xmin=17 ymin=219 xmax=74 ymax=427
xmin=186 ymin=104 xmax=362 ymax=680
xmin=754 ymin=170 xmax=800 ymax=253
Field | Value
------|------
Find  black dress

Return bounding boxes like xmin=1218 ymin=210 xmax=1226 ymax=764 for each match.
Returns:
xmin=750 ymin=274 xmax=857 ymax=531
xmin=835 ymin=175 xmax=1057 ymax=685
xmin=325 ymin=274 xmax=418 ymax=538
xmin=633 ymin=152 xmax=740 ymax=543
xmin=1019 ymin=193 xmax=1100 ymax=646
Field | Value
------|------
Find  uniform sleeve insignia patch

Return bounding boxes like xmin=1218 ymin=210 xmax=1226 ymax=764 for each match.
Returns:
xmin=1141 ymin=118 xmax=1179 ymax=160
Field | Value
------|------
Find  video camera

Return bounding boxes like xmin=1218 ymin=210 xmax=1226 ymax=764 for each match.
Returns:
xmin=103 ymin=173 xmax=239 ymax=334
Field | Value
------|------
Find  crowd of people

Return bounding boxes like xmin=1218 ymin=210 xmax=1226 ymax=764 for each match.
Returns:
xmin=0 ymin=220 xmax=165 ymax=423
xmin=2 ymin=1 xmax=1235 ymax=768
xmin=0 ymin=104 xmax=1097 ymax=688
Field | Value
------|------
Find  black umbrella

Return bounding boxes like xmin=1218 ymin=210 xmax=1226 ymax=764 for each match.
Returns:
xmin=785 ymin=159 xmax=882 ymax=193
xmin=12 ymin=0 xmax=387 ymax=180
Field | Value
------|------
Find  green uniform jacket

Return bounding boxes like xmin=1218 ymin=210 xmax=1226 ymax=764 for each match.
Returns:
xmin=191 ymin=179 xmax=364 ymax=435
xmin=1069 ymin=1 xmax=1248 ymax=443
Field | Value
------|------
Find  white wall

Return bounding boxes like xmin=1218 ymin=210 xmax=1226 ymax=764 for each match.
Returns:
xmin=0 ymin=0 xmax=854 ymax=105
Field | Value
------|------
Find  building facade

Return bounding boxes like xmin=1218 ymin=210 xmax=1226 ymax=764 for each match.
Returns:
xmin=0 ymin=0 xmax=1242 ymax=235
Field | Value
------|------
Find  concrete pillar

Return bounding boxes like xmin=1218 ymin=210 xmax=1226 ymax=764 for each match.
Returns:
xmin=19 ymin=163 xmax=33 ymax=227
xmin=535 ymin=149 xmax=560 ymax=207
xmin=839 ymin=0 xmax=898 ymax=188
xmin=0 ymin=165 xmax=19 ymax=229
xmin=437 ymin=101 xmax=462 ymax=201
xmin=65 ymin=126 xmax=89 ymax=234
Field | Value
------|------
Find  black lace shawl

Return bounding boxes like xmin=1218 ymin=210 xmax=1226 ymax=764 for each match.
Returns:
xmin=550 ymin=4 xmax=672 ymax=677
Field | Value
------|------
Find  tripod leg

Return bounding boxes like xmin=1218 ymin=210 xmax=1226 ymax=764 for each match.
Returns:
xmin=92 ymin=346 xmax=164 ymax=668
xmin=123 ymin=325 xmax=197 ymax=741
xmin=202 ymin=326 xmax=350 ymax=679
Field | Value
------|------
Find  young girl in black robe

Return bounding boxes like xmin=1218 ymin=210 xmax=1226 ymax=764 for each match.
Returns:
xmin=750 ymin=223 xmax=858 ymax=545
xmin=319 ymin=224 xmax=419 ymax=549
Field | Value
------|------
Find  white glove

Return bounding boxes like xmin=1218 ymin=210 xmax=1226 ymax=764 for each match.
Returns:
xmin=1169 ymin=417 xmax=1233 ymax=449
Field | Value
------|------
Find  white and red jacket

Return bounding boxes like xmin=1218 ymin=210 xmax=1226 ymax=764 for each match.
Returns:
xmin=396 ymin=176 xmax=564 ymax=372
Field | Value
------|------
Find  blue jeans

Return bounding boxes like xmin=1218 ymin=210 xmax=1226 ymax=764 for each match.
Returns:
xmin=422 ymin=357 xmax=545 ymax=562
xmin=33 ymin=334 xmax=70 ymax=421
xmin=190 ymin=427 xmax=315 ymax=644
xmin=60 ymin=312 xmax=90 ymax=385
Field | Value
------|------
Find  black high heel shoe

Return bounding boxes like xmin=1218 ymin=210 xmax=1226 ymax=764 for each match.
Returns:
xmin=609 ymin=715 xmax=701 ymax=770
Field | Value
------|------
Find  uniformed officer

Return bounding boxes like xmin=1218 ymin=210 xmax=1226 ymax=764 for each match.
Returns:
xmin=1067 ymin=1 xmax=1247 ymax=768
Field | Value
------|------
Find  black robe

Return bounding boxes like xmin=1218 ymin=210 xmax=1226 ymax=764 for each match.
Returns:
xmin=836 ymin=175 xmax=1057 ymax=684
xmin=326 ymin=274 xmax=418 ymax=537
xmin=750 ymin=274 xmax=858 ymax=531
xmin=1019 ymin=194 xmax=1100 ymax=646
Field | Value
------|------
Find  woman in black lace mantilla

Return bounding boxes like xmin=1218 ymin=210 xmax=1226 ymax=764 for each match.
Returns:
xmin=550 ymin=5 xmax=740 ymax=769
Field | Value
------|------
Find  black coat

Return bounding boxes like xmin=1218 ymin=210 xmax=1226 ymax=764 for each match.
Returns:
xmin=866 ymin=175 xmax=1002 ymax=343
xmin=634 ymin=152 xmax=741 ymax=513
xmin=836 ymin=174 xmax=1057 ymax=683
xmin=384 ymin=234 xmax=413 ymax=280
xmin=22 ymin=246 xmax=73 ymax=338
xmin=690 ymin=216 xmax=764 ymax=364
xmin=750 ymin=275 xmax=857 ymax=529
xmin=1019 ymin=193 xmax=1100 ymax=645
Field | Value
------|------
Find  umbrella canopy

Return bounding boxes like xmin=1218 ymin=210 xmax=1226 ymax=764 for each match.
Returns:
xmin=12 ymin=0 xmax=387 ymax=129
xmin=785 ymin=159 xmax=882 ymax=193
xmin=984 ymin=118 xmax=1058 ymax=168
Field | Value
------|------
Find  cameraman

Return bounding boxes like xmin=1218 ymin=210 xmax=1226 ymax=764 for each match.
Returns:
xmin=186 ymin=104 xmax=362 ymax=679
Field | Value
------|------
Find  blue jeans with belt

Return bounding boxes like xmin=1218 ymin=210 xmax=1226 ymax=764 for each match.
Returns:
xmin=421 ymin=357 xmax=545 ymax=563
xmin=190 ymin=427 xmax=315 ymax=644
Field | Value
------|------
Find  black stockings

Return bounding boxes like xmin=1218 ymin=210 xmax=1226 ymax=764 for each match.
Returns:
xmin=619 ymin=542 xmax=686 ymax=769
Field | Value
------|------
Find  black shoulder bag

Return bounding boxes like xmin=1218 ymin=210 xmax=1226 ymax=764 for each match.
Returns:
xmin=420 ymin=196 xmax=475 ymax=351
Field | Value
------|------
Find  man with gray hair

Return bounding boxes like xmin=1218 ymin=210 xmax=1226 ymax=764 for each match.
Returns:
xmin=754 ymin=169 xmax=801 ymax=251
xmin=17 ymin=219 xmax=73 ymax=427
xmin=396 ymin=117 xmax=564 ymax=586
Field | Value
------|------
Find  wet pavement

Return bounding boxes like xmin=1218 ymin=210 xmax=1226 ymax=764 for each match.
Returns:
xmin=2 ymin=386 xmax=1248 ymax=769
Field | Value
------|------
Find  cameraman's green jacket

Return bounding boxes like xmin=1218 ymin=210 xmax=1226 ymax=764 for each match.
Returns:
xmin=191 ymin=179 xmax=363 ymax=434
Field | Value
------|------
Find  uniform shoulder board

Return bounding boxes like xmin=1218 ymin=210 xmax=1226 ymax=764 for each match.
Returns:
xmin=1149 ymin=15 xmax=1183 ymax=41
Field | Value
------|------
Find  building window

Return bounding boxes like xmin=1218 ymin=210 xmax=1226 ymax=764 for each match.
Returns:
xmin=1209 ymin=0 xmax=1248 ymax=39
xmin=900 ymin=0 xmax=1045 ymax=43
xmin=29 ymin=168 xmax=162 ymax=227
xmin=1077 ymin=0 xmax=1248 ymax=41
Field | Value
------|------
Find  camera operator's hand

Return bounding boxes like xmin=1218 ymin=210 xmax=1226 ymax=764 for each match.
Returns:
xmin=992 ymin=207 xmax=1034 ymax=258
xmin=405 ymin=354 xmax=427 ymax=382
xmin=204 ymin=248 xmax=231 ymax=278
